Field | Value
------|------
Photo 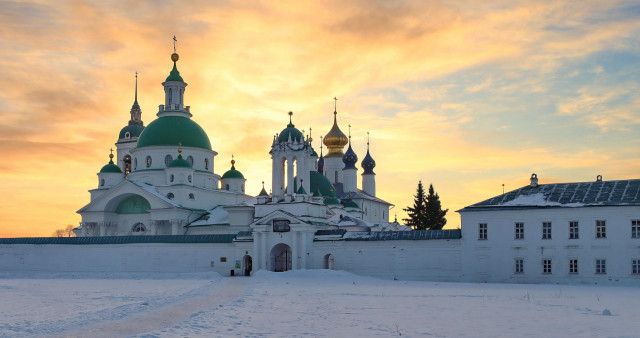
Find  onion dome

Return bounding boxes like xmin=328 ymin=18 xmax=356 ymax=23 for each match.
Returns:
xmin=342 ymin=130 xmax=358 ymax=169
xmin=361 ymin=134 xmax=376 ymax=175
xmin=317 ymin=138 xmax=325 ymax=173
xmin=100 ymin=151 xmax=122 ymax=173
xmin=137 ymin=116 xmax=211 ymax=149
xmin=277 ymin=112 xmax=303 ymax=143
xmin=323 ymin=102 xmax=348 ymax=157
xmin=221 ymin=158 xmax=245 ymax=179
xmin=258 ymin=181 xmax=269 ymax=196
xmin=165 ymin=52 xmax=184 ymax=82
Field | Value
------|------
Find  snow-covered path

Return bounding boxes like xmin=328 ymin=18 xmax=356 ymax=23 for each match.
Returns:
xmin=57 ymin=276 xmax=248 ymax=338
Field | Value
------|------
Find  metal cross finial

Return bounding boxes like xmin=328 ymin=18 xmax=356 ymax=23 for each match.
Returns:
xmin=109 ymin=148 xmax=114 ymax=160
xmin=288 ymin=111 xmax=293 ymax=124
xmin=333 ymin=97 xmax=337 ymax=113
xmin=367 ymin=131 xmax=370 ymax=149
xmin=173 ymin=36 xmax=177 ymax=53
xmin=348 ymin=124 xmax=351 ymax=139
xmin=134 ymin=72 xmax=138 ymax=102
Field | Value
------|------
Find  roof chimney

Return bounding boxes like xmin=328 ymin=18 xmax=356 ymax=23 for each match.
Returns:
xmin=530 ymin=173 xmax=538 ymax=187
xmin=596 ymin=175 xmax=603 ymax=182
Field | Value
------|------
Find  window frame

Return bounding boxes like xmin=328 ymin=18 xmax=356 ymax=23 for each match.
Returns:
xmin=514 ymin=222 xmax=524 ymax=240
xmin=569 ymin=221 xmax=579 ymax=239
xmin=542 ymin=221 xmax=552 ymax=240
xmin=632 ymin=220 xmax=640 ymax=238
xmin=632 ymin=259 xmax=640 ymax=275
xmin=569 ymin=258 xmax=579 ymax=274
xmin=514 ymin=258 xmax=524 ymax=274
xmin=596 ymin=220 xmax=606 ymax=238
xmin=478 ymin=223 xmax=487 ymax=240
xmin=595 ymin=259 xmax=607 ymax=274
xmin=542 ymin=259 xmax=552 ymax=274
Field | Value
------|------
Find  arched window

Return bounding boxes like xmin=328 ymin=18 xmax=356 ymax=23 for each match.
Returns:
xmin=134 ymin=158 xmax=137 ymax=170
xmin=164 ymin=155 xmax=173 ymax=167
xmin=170 ymin=174 xmax=174 ymax=182
xmin=124 ymin=155 xmax=132 ymax=174
xmin=241 ymin=184 xmax=245 ymax=192
xmin=146 ymin=156 xmax=152 ymax=168
xmin=335 ymin=171 xmax=338 ymax=182
xmin=124 ymin=131 xmax=131 ymax=139
xmin=188 ymin=175 xmax=192 ymax=183
xmin=189 ymin=193 xmax=194 ymax=199
xmin=225 ymin=184 xmax=230 ymax=191
xmin=100 ymin=179 xmax=105 ymax=187
xmin=167 ymin=192 xmax=174 ymax=199
xmin=187 ymin=156 xmax=194 ymax=166
xmin=168 ymin=88 xmax=172 ymax=105
xmin=204 ymin=158 xmax=209 ymax=170
xmin=131 ymin=223 xmax=146 ymax=232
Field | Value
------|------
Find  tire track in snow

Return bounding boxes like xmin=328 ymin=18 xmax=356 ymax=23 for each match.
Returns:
xmin=57 ymin=277 xmax=248 ymax=338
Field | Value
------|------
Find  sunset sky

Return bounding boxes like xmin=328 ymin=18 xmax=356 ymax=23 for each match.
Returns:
xmin=1 ymin=0 xmax=639 ymax=237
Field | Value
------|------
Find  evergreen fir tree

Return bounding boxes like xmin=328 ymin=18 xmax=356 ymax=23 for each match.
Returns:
xmin=403 ymin=181 xmax=427 ymax=230
xmin=424 ymin=184 xmax=448 ymax=230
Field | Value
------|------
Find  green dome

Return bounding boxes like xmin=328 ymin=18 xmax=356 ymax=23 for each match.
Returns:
xmin=277 ymin=122 xmax=303 ymax=143
xmin=165 ymin=63 xmax=184 ymax=82
xmin=137 ymin=116 xmax=211 ymax=150
xmin=221 ymin=164 xmax=244 ymax=179
xmin=119 ymin=125 xmax=145 ymax=139
xmin=100 ymin=160 xmax=122 ymax=173
xmin=168 ymin=154 xmax=192 ymax=168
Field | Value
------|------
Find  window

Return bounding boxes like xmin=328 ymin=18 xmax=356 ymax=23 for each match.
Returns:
xmin=225 ymin=184 xmax=230 ymax=191
xmin=187 ymin=156 xmax=194 ymax=166
xmin=242 ymin=184 xmax=245 ymax=192
xmin=189 ymin=193 xmax=194 ymax=199
xmin=596 ymin=259 xmax=606 ymax=274
xmin=170 ymin=174 xmax=174 ymax=182
xmin=100 ymin=179 xmax=105 ymax=187
xmin=134 ymin=158 xmax=138 ymax=170
xmin=543 ymin=259 xmax=552 ymax=274
xmin=569 ymin=221 xmax=579 ymax=239
xmin=146 ymin=156 xmax=152 ymax=168
xmin=542 ymin=222 xmax=552 ymax=239
xmin=188 ymin=175 xmax=192 ymax=183
xmin=334 ymin=171 xmax=338 ymax=183
xmin=124 ymin=155 xmax=132 ymax=175
xmin=165 ymin=155 xmax=173 ymax=167
xmin=632 ymin=220 xmax=640 ymax=238
xmin=515 ymin=258 xmax=524 ymax=274
xmin=168 ymin=88 xmax=172 ymax=105
xmin=569 ymin=259 xmax=578 ymax=274
xmin=167 ymin=192 xmax=174 ymax=199
xmin=131 ymin=223 xmax=146 ymax=232
xmin=633 ymin=259 xmax=640 ymax=274
xmin=596 ymin=220 xmax=606 ymax=238
xmin=514 ymin=222 xmax=524 ymax=239
xmin=124 ymin=131 xmax=131 ymax=139
xmin=204 ymin=158 xmax=209 ymax=170
xmin=478 ymin=223 xmax=487 ymax=240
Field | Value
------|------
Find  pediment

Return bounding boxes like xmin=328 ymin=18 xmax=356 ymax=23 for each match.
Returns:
xmin=250 ymin=209 xmax=305 ymax=227
xmin=77 ymin=180 xmax=179 ymax=214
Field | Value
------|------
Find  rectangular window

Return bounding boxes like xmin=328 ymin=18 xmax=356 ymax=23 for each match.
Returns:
xmin=569 ymin=259 xmax=578 ymax=274
xmin=515 ymin=258 xmax=524 ymax=274
xmin=542 ymin=222 xmax=552 ymax=239
xmin=596 ymin=259 xmax=606 ymax=274
xmin=596 ymin=220 xmax=606 ymax=238
xmin=632 ymin=220 xmax=640 ymax=238
xmin=633 ymin=259 xmax=640 ymax=274
xmin=478 ymin=223 xmax=487 ymax=240
xmin=569 ymin=221 xmax=579 ymax=239
xmin=543 ymin=259 xmax=552 ymax=274
xmin=514 ymin=222 xmax=524 ymax=240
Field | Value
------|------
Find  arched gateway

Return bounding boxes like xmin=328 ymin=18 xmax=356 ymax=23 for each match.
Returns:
xmin=270 ymin=243 xmax=292 ymax=272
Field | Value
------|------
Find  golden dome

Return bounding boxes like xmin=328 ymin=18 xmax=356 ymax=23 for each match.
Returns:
xmin=323 ymin=111 xmax=348 ymax=157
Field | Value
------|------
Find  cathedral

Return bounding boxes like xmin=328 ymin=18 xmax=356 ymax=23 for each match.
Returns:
xmin=75 ymin=47 xmax=406 ymax=270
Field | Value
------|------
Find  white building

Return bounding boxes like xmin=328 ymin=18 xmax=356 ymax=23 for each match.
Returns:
xmin=459 ymin=173 xmax=640 ymax=284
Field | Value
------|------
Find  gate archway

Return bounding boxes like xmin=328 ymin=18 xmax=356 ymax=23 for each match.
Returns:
xmin=270 ymin=243 xmax=292 ymax=272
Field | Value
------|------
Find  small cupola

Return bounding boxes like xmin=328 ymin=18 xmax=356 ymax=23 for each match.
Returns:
xmin=166 ymin=146 xmax=195 ymax=186
xmin=342 ymin=126 xmax=358 ymax=169
xmin=530 ymin=173 xmax=539 ymax=187
xmin=221 ymin=156 xmax=246 ymax=193
xmin=97 ymin=149 xmax=124 ymax=189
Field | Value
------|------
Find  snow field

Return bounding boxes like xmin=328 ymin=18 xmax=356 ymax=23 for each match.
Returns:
xmin=0 ymin=270 xmax=639 ymax=337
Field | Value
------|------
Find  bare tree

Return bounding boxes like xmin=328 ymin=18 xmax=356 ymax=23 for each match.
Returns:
xmin=52 ymin=225 xmax=76 ymax=237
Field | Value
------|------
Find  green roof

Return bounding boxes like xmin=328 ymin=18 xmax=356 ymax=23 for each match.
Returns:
xmin=168 ymin=154 xmax=192 ymax=168
xmin=291 ymin=171 xmax=336 ymax=198
xmin=132 ymin=100 xmax=140 ymax=110
xmin=221 ymin=165 xmax=244 ymax=179
xmin=342 ymin=199 xmax=359 ymax=209
xmin=297 ymin=185 xmax=307 ymax=194
xmin=137 ymin=116 xmax=211 ymax=150
xmin=116 ymin=195 xmax=150 ymax=214
xmin=119 ymin=124 xmax=145 ymax=139
xmin=323 ymin=196 xmax=341 ymax=205
xmin=165 ymin=63 xmax=184 ymax=82
xmin=100 ymin=159 xmax=122 ymax=173
xmin=258 ymin=187 xmax=269 ymax=196
xmin=277 ymin=123 xmax=303 ymax=143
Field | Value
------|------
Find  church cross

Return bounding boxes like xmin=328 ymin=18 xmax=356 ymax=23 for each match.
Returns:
xmin=173 ymin=36 xmax=177 ymax=52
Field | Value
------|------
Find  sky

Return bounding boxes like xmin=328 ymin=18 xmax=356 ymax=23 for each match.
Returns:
xmin=0 ymin=0 xmax=639 ymax=237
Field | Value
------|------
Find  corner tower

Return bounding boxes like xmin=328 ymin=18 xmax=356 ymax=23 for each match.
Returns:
xmin=115 ymin=73 xmax=145 ymax=174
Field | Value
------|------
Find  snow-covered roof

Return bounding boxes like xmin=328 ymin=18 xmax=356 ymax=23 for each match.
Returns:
xmin=459 ymin=179 xmax=640 ymax=212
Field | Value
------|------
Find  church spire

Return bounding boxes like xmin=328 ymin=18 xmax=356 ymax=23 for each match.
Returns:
xmin=159 ymin=36 xmax=191 ymax=118
xmin=128 ymin=72 xmax=143 ymax=126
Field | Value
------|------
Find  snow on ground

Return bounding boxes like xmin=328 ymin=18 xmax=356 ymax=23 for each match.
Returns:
xmin=1 ymin=270 xmax=639 ymax=337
